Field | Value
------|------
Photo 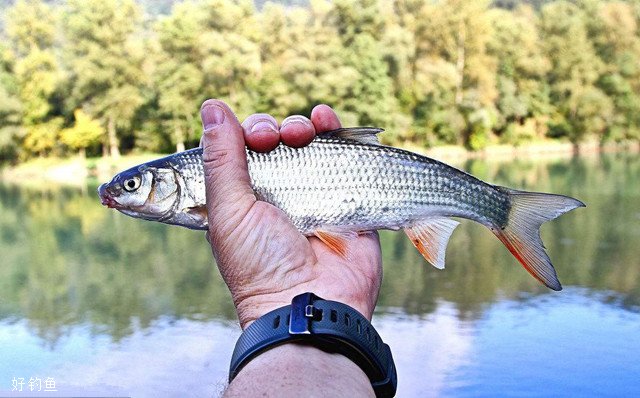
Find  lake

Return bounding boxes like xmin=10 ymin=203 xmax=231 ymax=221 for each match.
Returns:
xmin=1 ymin=152 xmax=639 ymax=397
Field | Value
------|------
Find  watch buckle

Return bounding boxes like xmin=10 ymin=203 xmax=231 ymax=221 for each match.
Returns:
xmin=289 ymin=292 xmax=322 ymax=334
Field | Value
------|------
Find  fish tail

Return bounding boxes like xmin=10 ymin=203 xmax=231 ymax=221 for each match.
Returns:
xmin=492 ymin=188 xmax=585 ymax=291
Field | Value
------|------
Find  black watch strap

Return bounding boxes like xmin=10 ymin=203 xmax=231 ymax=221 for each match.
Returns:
xmin=229 ymin=292 xmax=397 ymax=397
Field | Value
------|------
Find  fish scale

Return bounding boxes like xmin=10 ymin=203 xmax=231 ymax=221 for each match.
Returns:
xmin=163 ymin=136 xmax=505 ymax=232
xmin=246 ymin=136 xmax=507 ymax=234
xmin=98 ymin=127 xmax=584 ymax=291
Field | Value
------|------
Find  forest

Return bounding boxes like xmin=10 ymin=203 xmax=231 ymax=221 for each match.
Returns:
xmin=1 ymin=0 xmax=639 ymax=162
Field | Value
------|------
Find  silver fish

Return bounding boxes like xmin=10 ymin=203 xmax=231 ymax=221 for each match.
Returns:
xmin=98 ymin=127 xmax=584 ymax=290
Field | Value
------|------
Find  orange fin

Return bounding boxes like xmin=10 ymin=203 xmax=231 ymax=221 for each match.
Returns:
xmin=493 ymin=188 xmax=585 ymax=291
xmin=495 ymin=230 xmax=558 ymax=290
xmin=184 ymin=206 xmax=209 ymax=229
xmin=185 ymin=206 xmax=208 ymax=219
xmin=404 ymin=217 xmax=459 ymax=269
xmin=314 ymin=228 xmax=357 ymax=257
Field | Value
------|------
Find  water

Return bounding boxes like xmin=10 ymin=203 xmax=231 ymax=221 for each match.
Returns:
xmin=0 ymin=152 xmax=639 ymax=397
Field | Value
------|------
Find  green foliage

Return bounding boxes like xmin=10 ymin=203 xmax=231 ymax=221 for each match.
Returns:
xmin=341 ymin=32 xmax=399 ymax=127
xmin=13 ymin=49 xmax=59 ymax=125
xmin=5 ymin=0 xmax=56 ymax=57
xmin=23 ymin=118 xmax=63 ymax=157
xmin=540 ymin=1 xmax=613 ymax=143
xmin=61 ymin=110 xmax=104 ymax=154
xmin=198 ymin=0 xmax=262 ymax=117
xmin=488 ymin=6 xmax=550 ymax=137
xmin=4 ymin=0 xmax=61 ymax=159
xmin=154 ymin=1 xmax=206 ymax=151
xmin=64 ymin=0 xmax=147 ymax=157
xmin=0 ymin=0 xmax=640 ymax=163
xmin=0 ymin=44 xmax=24 ymax=162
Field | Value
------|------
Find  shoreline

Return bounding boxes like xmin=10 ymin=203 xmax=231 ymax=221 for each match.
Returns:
xmin=1 ymin=139 xmax=638 ymax=188
xmin=420 ymin=138 xmax=640 ymax=162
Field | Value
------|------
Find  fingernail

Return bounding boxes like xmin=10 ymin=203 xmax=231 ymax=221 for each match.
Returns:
xmin=250 ymin=120 xmax=277 ymax=135
xmin=201 ymin=104 xmax=225 ymax=130
xmin=281 ymin=115 xmax=311 ymax=129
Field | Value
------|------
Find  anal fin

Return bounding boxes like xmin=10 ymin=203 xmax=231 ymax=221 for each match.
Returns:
xmin=404 ymin=217 xmax=460 ymax=269
xmin=314 ymin=228 xmax=357 ymax=258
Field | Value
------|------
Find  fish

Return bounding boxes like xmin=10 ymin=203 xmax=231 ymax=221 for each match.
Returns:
xmin=98 ymin=127 xmax=584 ymax=290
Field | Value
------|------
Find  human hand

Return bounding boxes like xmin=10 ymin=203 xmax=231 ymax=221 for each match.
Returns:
xmin=200 ymin=99 xmax=383 ymax=329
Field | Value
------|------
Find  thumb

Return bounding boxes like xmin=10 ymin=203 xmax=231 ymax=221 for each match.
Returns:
xmin=200 ymin=99 xmax=256 ymax=244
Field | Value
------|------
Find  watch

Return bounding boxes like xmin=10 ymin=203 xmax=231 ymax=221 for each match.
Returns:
xmin=228 ymin=292 xmax=397 ymax=397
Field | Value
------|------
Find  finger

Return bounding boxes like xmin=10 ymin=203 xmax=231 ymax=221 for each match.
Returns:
xmin=280 ymin=115 xmax=315 ymax=148
xmin=310 ymin=104 xmax=342 ymax=132
xmin=242 ymin=113 xmax=280 ymax=152
xmin=200 ymin=99 xmax=256 ymax=241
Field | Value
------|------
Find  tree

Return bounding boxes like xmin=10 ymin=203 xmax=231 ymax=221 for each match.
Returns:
xmin=331 ymin=0 xmax=402 ymax=129
xmin=64 ymin=0 xmax=147 ymax=158
xmin=253 ymin=2 xmax=309 ymax=117
xmin=389 ymin=0 xmax=497 ymax=147
xmin=540 ymin=1 xmax=608 ymax=144
xmin=5 ymin=0 xmax=62 ymax=157
xmin=155 ymin=1 xmax=206 ymax=151
xmin=61 ymin=110 xmax=104 ymax=158
xmin=198 ymin=0 xmax=262 ymax=117
xmin=0 ymin=44 xmax=23 ymax=162
xmin=255 ymin=0 xmax=359 ymax=120
xmin=591 ymin=1 xmax=640 ymax=140
xmin=487 ymin=6 xmax=551 ymax=143
xmin=2 ymin=0 xmax=640 ymax=161
xmin=341 ymin=33 xmax=400 ymax=128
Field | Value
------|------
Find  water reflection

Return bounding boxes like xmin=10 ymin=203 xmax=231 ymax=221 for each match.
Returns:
xmin=381 ymin=153 xmax=640 ymax=317
xmin=1 ymin=153 xmax=639 ymax=344
xmin=0 ymin=152 xmax=639 ymax=396
xmin=2 ymin=291 xmax=638 ymax=397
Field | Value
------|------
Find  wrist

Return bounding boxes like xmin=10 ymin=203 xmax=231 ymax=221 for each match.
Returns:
xmin=226 ymin=344 xmax=374 ymax=397
xmin=228 ymin=293 xmax=397 ymax=397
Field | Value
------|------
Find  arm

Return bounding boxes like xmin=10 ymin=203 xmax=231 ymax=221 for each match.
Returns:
xmin=199 ymin=100 xmax=381 ymax=397
xmin=225 ymin=345 xmax=374 ymax=397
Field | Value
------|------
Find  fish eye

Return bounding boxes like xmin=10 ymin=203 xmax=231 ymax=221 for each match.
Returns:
xmin=123 ymin=176 xmax=141 ymax=192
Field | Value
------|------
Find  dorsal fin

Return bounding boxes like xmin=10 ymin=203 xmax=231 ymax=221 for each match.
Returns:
xmin=321 ymin=127 xmax=384 ymax=145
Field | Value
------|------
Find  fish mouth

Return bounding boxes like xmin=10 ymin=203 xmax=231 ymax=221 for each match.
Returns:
xmin=98 ymin=183 xmax=122 ymax=209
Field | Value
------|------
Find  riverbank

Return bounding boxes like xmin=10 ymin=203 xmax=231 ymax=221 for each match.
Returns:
xmin=0 ymin=153 xmax=162 ymax=188
xmin=1 ymin=139 xmax=638 ymax=187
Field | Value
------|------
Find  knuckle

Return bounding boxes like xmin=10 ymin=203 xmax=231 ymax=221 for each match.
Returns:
xmin=202 ymin=147 xmax=232 ymax=170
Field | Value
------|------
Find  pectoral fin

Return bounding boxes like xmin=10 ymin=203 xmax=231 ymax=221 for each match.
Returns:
xmin=185 ymin=206 xmax=209 ymax=226
xmin=404 ymin=218 xmax=460 ymax=269
xmin=314 ymin=228 xmax=358 ymax=257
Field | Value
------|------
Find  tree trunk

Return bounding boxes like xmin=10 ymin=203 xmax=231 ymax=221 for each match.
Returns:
xmin=187 ymin=113 xmax=195 ymax=144
xmin=79 ymin=147 xmax=86 ymax=160
xmin=455 ymin=21 xmax=466 ymax=106
xmin=102 ymin=136 xmax=108 ymax=157
xmin=175 ymin=125 xmax=185 ymax=153
xmin=107 ymin=115 xmax=120 ymax=159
